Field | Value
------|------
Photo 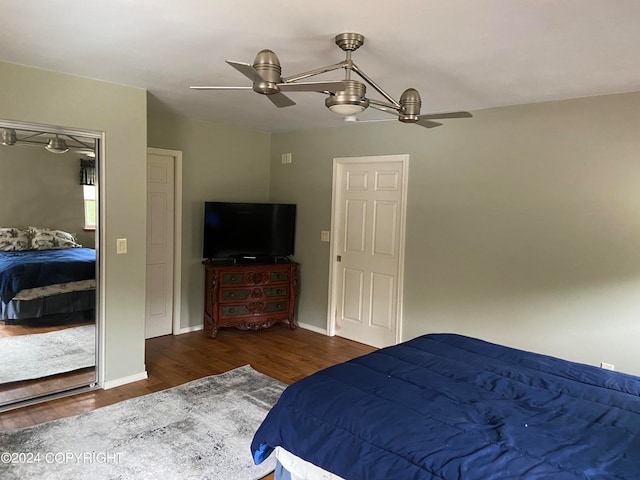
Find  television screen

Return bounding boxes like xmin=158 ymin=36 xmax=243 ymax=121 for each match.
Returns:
xmin=203 ymin=202 xmax=296 ymax=259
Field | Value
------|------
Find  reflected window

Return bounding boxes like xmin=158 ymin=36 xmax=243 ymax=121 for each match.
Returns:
xmin=83 ymin=185 xmax=96 ymax=230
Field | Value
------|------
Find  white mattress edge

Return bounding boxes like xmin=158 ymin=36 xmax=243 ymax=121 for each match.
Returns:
xmin=275 ymin=446 xmax=346 ymax=480
xmin=12 ymin=279 xmax=96 ymax=300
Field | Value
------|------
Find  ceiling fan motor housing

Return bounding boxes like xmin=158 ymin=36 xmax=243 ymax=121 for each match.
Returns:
xmin=334 ymin=33 xmax=365 ymax=52
xmin=1 ymin=128 xmax=17 ymax=146
xmin=252 ymin=49 xmax=283 ymax=95
xmin=399 ymin=88 xmax=422 ymax=123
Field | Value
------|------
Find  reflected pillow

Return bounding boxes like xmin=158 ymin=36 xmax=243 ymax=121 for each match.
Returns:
xmin=0 ymin=228 xmax=30 ymax=251
xmin=29 ymin=227 xmax=82 ymax=250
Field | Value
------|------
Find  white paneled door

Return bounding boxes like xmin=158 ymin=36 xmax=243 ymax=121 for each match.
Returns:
xmin=145 ymin=149 xmax=177 ymax=339
xmin=329 ymin=155 xmax=409 ymax=348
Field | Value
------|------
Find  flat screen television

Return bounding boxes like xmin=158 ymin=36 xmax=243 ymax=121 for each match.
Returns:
xmin=203 ymin=201 xmax=296 ymax=260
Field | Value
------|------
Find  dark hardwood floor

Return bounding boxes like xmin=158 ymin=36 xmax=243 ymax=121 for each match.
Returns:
xmin=0 ymin=319 xmax=93 ymax=338
xmin=0 ymin=321 xmax=376 ymax=433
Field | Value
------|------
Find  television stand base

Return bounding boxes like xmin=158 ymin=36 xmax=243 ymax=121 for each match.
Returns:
xmin=202 ymin=261 xmax=299 ymax=338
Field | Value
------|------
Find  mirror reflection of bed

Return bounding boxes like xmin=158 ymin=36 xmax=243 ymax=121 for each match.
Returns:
xmin=0 ymin=122 xmax=99 ymax=409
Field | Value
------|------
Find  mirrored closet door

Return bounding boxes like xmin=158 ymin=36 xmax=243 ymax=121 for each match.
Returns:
xmin=0 ymin=119 xmax=101 ymax=409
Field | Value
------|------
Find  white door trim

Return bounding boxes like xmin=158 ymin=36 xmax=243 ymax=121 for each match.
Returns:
xmin=96 ymin=132 xmax=106 ymax=389
xmin=326 ymin=154 xmax=409 ymax=345
xmin=147 ymin=147 xmax=183 ymax=335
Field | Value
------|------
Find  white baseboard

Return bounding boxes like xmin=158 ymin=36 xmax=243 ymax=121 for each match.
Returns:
xmin=297 ymin=322 xmax=328 ymax=335
xmin=103 ymin=370 xmax=148 ymax=390
xmin=174 ymin=324 xmax=204 ymax=335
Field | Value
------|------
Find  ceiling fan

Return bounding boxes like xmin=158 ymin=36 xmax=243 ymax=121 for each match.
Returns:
xmin=190 ymin=50 xmax=348 ymax=108
xmin=191 ymin=33 xmax=472 ymax=128
xmin=1 ymin=128 xmax=96 ymax=156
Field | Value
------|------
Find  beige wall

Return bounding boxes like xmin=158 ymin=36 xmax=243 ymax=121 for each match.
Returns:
xmin=0 ymin=61 xmax=147 ymax=384
xmin=269 ymin=91 xmax=640 ymax=376
xmin=147 ymin=98 xmax=271 ymax=329
xmin=0 ymin=145 xmax=94 ymax=248
xmin=6 ymin=59 xmax=636 ymax=384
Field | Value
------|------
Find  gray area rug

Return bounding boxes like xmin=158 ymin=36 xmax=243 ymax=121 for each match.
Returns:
xmin=0 ymin=365 xmax=286 ymax=480
xmin=0 ymin=325 xmax=95 ymax=383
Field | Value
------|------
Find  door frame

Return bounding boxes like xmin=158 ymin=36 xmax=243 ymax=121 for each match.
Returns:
xmin=326 ymin=154 xmax=409 ymax=344
xmin=146 ymin=147 xmax=183 ymax=335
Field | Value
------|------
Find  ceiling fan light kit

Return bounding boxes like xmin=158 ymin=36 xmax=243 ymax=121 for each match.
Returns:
xmin=325 ymin=79 xmax=370 ymax=116
xmin=191 ymin=32 xmax=472 ymax=129
xmin=45 ymin=135 xmax=70 ymax=154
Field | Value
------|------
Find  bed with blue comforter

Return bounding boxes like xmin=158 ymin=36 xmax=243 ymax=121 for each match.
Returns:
xmin=0 ymin=248 xmax=96 ymax=323
xmin=252 ymin=333 xmax=640 ymax=479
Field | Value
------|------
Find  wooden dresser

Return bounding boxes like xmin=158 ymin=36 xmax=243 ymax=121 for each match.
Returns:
xmin=203 ymin=261 xmax=298 ymax=338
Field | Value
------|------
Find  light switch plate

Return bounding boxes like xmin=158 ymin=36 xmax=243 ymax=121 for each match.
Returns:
xmin=116 ymin=238 xmax=127 ymax=254
xmin=320 ymin=230 xmax=330 ymax=242
xmin=281 ymin=152 xmax=292 ymax=164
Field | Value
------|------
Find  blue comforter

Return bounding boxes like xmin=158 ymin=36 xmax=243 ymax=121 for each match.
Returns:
xmin=0 ymin=248 xmax=95 ymax=303
xmin=252 ymin=334 xmax=640 ymax=479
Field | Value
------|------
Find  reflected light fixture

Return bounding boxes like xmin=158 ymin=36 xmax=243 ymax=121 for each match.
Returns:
xmin=0 ymin=128 xmax=97 ymax=155
xmin=45 ymin=134 xmax=69 ymax=154
xmin=1 ymin=128 xmax=17 ymax=146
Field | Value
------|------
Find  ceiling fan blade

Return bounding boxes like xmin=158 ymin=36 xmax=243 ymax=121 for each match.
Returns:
xmin=189 ymin=86 xmax=252 ymax=90
xmin=358 ymin=105 xmax=443 ymax=128
xmin=267 ymin=92 xmax=296 ymax=108
xmin=279 ymin=80 xmax=347 ymax=93
xmin=416 ymin=119 xmax=443 ymax=128
xmin=226 ymin=60 xmax=266 ymax=83
xmin=420 ymin=111 xmax=472 ymax=120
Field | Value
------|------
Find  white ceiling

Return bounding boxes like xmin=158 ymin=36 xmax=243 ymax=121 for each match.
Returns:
xmin=2 ymin=0 xmax=640 ymax=133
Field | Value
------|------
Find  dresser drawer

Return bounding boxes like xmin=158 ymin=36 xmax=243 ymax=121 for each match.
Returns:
xmin=264 ymin=301 xmax=288 ymax=313
xmin=221 ymin=305 xmax=250 ymax=316
xmin=219 ymin=269 xmax=291 ymax=286
xmin=263 ymin=286 xmax=289 ymax=298
xmin=270 ymin=270 xmax=289 ymax=283
xmin=221 ymin=287 xmax=284 ymax=301
xmin=220 ymin=300 xmax=288 ymax=317
xmin=220 ymin=289 xmax=251 ymax=301
xmin=221 ymin=272 xmax=245 ymax=285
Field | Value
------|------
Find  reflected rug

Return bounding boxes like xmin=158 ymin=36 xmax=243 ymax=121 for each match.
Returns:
xmin=0 ymin=325 xmax=95 ymax=383
xmin=0 ymin=365 xmax=286 ymax=480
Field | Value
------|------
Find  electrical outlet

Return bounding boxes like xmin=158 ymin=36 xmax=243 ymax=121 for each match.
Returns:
xmin=600 ymin=362 xmax=614 ymax=371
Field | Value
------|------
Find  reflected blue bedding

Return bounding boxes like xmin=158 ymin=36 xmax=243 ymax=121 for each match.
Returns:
xmin=0 ymin=248 xmax=95 ymax=303
xmin=252 ymin=334 xmax=640 ymax=479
